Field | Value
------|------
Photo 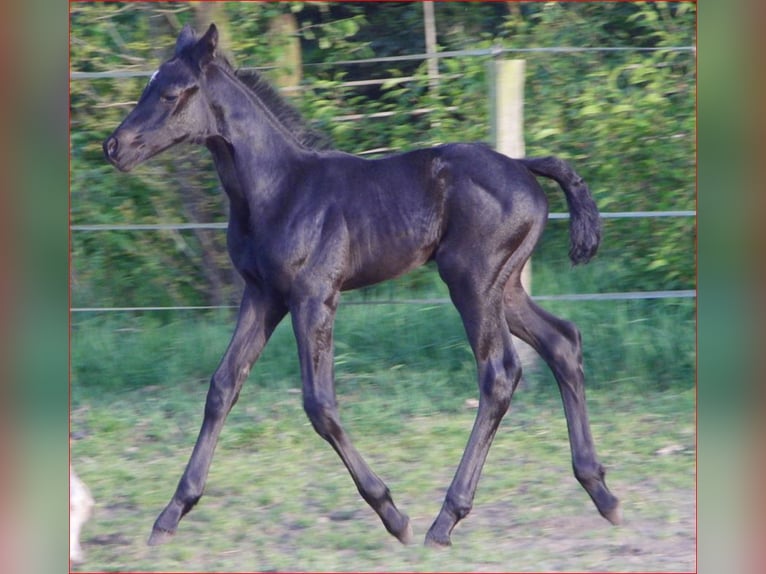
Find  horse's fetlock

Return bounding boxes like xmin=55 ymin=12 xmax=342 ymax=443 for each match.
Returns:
xmin=361 ymin=483 xmax=392 ymax=507
xmin=573 ymin=461 xmax=605 ymax=486
xmin=180 ymin=495 xmax=202 ymax=518
xmin=446 ymin=491 xmax=473 ymax=521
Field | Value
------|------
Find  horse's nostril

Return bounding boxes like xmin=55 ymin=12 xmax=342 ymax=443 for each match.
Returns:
xmin=104 ymin=136 xmax=118 ymax=159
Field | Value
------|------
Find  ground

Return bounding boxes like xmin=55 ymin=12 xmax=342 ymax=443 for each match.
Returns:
xmin=71 ymin=384 xmax=696 ymax=572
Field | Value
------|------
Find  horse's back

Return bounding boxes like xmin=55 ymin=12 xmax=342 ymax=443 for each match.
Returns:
xmin=302 ymin=144 xmax=547 ymax=290
xmin=430 ymin=142 xmax=549 ymax=228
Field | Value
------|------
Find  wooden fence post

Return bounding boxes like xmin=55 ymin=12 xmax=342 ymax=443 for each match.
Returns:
xmin=423 ymin=2 xmax=439 ymax=94
xmin=488 ymin=59 xmax=536 ymax=371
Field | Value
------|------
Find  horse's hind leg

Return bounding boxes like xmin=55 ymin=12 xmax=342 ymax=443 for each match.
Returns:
xmin=425 ymin=254 xmax=523 ymax=547
xmin=148 ymin=284 xmax=287 ymax=545
xmin=290 ymin=288 xmax=413 ymax=545
xmin=503 ymin=276 xmax=621 ymax=525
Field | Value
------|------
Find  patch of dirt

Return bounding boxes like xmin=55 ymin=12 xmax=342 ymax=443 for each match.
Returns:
xmin=88 ymin=532 xmax=132 ymax=546
xmin=449 ymin=485 xmax=696 ymax=572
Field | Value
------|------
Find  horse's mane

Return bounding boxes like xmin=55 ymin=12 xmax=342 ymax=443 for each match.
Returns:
xmin=210 ymin=55 xmax=332 ymax=151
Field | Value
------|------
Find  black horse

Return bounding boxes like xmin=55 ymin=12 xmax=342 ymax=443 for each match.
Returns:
xmin=104 ymin=23 xmax=620 ymax=548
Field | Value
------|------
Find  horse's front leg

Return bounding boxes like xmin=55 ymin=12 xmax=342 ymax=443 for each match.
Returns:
xmin=291 ymin=289 xmax=414 ymax=544
xmin=148 ymin=284 xmax=287 ymax=545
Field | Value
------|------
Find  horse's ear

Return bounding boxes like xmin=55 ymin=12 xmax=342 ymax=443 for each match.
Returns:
xmin=174 ymin=24 xmax=197 ymax=56
xmin=193 ymin=23 xmax=218 ymax=68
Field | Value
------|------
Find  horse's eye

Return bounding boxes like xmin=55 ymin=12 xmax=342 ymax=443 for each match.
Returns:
xmin=161 ymin=93 xmax=179 ymax=104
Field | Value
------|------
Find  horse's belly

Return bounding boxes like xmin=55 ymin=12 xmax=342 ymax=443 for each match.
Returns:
xmin=341 ymin=236 xmax=436 ymax=291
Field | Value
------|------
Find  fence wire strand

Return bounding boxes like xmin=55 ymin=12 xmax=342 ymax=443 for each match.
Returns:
xmin=70 ymin=211 xmax=696 ymax=232
xmin=70 ymin=290 xmax=697 ymax=314
xmin=69 ymin=45 xmax=696 ymax=81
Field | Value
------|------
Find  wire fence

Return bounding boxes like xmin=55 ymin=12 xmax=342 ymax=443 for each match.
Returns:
xmin=70 ymin=44 xmax=696 ymax=313
xmin=69 ymin=204 xmax=697 ymax=312
xmin=69 ymin=44 xmax=696 ymax=81
xmin=69 ymin=210 xmax=697 ymax=313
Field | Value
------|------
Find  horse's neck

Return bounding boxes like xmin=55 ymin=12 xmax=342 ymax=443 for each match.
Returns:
xmin=207 ymin=65 xmax=301 ymax=151
xmin=205 ymin=66 xmax=305 ymax=209
xmin=206 ymin=137 xmax=246 ymax=205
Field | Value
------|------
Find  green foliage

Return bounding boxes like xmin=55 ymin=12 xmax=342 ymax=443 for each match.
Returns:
xmin=72 ymin=288 xmax=695 ymax=396
xmin=508 ymin=2 xmax=696 ymax=290
xmin=70 ymin=2 xmax=696 ymax=308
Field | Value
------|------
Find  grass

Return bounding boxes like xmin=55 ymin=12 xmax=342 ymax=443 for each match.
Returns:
xmin=70 ymin=262 xmax=696 ymax=571
xmin=71 ymin=382 xmax=695 ymax=572
xmin=72 ymin=291 xmax=695 ymax=399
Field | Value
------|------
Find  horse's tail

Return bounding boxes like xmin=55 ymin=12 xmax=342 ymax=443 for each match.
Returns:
xmin=520 ymin=156 xmax=602 ymax=265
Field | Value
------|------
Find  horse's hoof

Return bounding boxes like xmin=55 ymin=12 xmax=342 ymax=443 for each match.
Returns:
xmin=396 ymin=519 xmax=415 ymax=545
xmin=147 ymin=527 xmax=175 ymax=546
xmin=424 ymin=531 xmax=452 ymax=549
xmin=602 ymin=500 xmax=623 ymax=526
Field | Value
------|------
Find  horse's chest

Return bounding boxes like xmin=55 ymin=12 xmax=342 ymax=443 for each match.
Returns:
xmin=227 ymin=209 xmax=347 ymax=292
xmin=226 ymin=224 xmax=256 ymax=278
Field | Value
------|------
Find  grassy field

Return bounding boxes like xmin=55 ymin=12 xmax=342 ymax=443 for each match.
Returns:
xmin=71 ymin=381 xmax=695 ymax=572
xmin=70 ymin=292 xmax=695 ymax=572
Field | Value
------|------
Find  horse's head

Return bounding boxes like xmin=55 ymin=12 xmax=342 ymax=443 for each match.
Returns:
xmin=103 ymin=24 xmax=219 ymax=172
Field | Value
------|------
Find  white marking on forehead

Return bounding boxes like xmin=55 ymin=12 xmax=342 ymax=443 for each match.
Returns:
xmin=149 ymin=69 xmax=159 ymax=85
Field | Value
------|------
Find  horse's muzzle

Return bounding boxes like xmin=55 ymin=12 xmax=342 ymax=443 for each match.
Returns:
xmin=103 ymin=136 xmax=122 ymax=167
xmin=103 ymin=135 xmax=135 ymax=172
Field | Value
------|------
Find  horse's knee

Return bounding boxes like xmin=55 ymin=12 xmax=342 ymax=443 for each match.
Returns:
xmin=480 ymin=353 xmax=521 ymax=415
xmin=303 ymin=393 xmax=341 ymax=440
xmin=506 ymin=349 xmax=523 ymax=391
xmin=205 ymin=385 xmax=235 ymax=420
xmin=205 ymin=362 xmax=250 ymax=419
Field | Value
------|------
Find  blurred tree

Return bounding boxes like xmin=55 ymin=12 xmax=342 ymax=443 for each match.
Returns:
xmin=69 ymin=2 xmax=696 ymax=309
